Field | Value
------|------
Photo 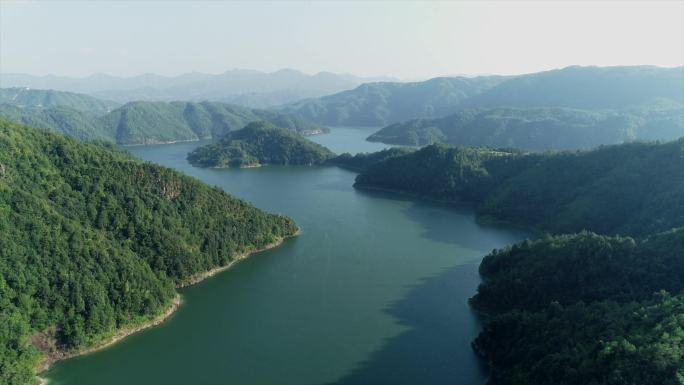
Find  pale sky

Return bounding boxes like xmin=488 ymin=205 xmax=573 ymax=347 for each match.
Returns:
xmin=1 ymin=0 xmax=683 ymax=79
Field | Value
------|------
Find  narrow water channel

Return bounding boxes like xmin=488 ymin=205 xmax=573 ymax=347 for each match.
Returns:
xmin=45 ymin=127 xmax=527 ymax=385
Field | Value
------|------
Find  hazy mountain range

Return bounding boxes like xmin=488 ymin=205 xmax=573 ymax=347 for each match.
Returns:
xmin=0 ymin=87 xmax=119 ymax=115
xmin=285 ymin=75 xmax=509 ymax=126
xmin=367 ymin=106 xmax=684 ymax=150
xmin=0 ymin=69 xmax=398 ymax=108
xmin=287 ymin=66 xmax=684 ymax=127
xmin=0 ymin=88 xmax=323 ymax=144
xmin=2 ymin=65 xmax=683 ymax=150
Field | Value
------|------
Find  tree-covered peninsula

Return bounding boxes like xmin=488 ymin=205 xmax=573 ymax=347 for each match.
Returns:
xmin=326 ymin=147 xmax=414 ymax=172
xmin=354 ymin=141 xmax=684 ymax=236
xmin=0 ymin=118 xmax=298 ymax=385
xmin=187 ymin=121 xmax=336 ymax=168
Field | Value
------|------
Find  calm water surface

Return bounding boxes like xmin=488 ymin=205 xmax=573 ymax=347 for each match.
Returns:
xmin=45 ymin=127 xmax=528 ymax=385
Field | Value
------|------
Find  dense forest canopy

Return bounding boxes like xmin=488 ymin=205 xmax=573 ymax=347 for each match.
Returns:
xmin=0 ymin=92 xmax=325 ymax=145
xmin=187 ymin=121 xmax=335 ymax=168
xmin=354 ymin=141 xmax=684 ymax=236
xmin=471 ymin=230 xmax=684 ymax=385
xmin=0 ymin=118 xmax=297 ymax=384
xmin=367 ymin=106 xmax=684 ymax=150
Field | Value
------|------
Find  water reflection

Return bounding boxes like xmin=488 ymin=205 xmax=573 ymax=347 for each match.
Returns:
xmin=328 ymin=264 xmax=488 ymax=385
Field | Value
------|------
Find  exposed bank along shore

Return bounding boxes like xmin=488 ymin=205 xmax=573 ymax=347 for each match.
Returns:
xmin=36 ymin=232 xmax=297 ymax=383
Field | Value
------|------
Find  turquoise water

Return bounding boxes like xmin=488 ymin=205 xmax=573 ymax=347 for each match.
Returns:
xmin=45 ymin=127 xmax=527 ymax=385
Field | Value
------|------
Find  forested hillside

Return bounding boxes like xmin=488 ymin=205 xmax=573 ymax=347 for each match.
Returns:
xmin=0 ymin=104 xmax=114 ymax=142
xmin=187 ymin=121 xmax=335 ymax=168
xmin=367 ymin=106 xmax=684 ymax=150
xmin=0 ymin=88 xmax=119 ymax=115
xmin=354 ymin=141 xmax=684 ymax=236
xmin=104 ymin=101 xmax=325 ymax=144
xmin=286 ymin=76 xmax=506 ymax=126
xmin=286 ymin=66 xmax=684 ymax=129
xmin=0 ymin=95 xmax=325 ymax=145
xmin=471 ymin=230 xmax=684 ymax=385
xmin=0 ymin=119 xmax=297 ymax=384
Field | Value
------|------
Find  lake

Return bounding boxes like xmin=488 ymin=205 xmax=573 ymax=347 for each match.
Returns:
xmin=44 ymin=127 xmax=528 ymax=385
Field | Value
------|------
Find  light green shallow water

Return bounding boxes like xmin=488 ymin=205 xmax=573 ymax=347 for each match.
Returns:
xmin=45 ymin=127 xmax=527 ymax=385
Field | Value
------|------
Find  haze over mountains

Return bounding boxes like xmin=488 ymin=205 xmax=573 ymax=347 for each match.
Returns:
xmin=285 ymin=75 xmax=508 ymax=126
xmin=287 ymin=65 xmax=684 ymax=127
xmin=0 ymin=69 xmax=397 ymax=108
xmin=288 ymin=65 xmax=684 ymax=150
xmin=1 ymin=65 xmax=683 ymax=151
xmin=0 ymin=88 xmax=322 ymax=144
xmin=3 ymin=0 xmax=683 ymax=384
xmin=462 ymin=65 xmax=684 ymax=109
xmin=3 ymin=66 xmax=684 ymax=385
xmin=367 ymin=106 xmax=684 ymax=150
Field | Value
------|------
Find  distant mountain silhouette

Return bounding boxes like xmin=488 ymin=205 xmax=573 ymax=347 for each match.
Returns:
xmin=0 ymin=69 xmax=398 ymax=108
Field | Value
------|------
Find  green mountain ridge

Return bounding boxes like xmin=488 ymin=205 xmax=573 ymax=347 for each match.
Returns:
xmin=1 ymin=69 xmax=397 ymax=107
xmin=0 ymin=96 xmax=326 ymax=145
xmin=0 ymin=88 xmax=119 ymax=115
xmin=367 ymin=106 xmax=684 ymax=150
xmin=286 ymin=76 xmax=507 ymax=126
xmin=0 ymin=118 xmax=298 ymax=384
xmin=0 ymin=104 xmax=114 ymax=142
xmin=355 ymin=141 xmax=684 ymax=236
xmin=287 ymin=66 xmax=684 ymax=128
xmin=464 ymin=65 xmax=684 ymax=109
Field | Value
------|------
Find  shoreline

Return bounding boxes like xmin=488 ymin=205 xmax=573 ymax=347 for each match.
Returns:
xmin=36 ymin=232 xmax=297 ymax=383
xmin=353 ymin=183 xmax=474 ymax=206
xmin=35 ymin=294 xmax=181 ymax=384
xmin=121 ymin=126 xmax=327 ymax=148
xmin=177 ymin=233 xmax=296 ymax=288
xmin=121 ymin=138 xmax=204 ymax=147
xmin=354 ymin=184 xmax=538 ymax=235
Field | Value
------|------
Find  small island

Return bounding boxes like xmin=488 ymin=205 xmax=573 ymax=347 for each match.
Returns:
xmin=187 ymin=121 xmax=336 ymax=168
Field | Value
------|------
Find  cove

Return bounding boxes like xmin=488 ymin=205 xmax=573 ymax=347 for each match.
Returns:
xmin=44 ymin=126 xmax=528 ymax=385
